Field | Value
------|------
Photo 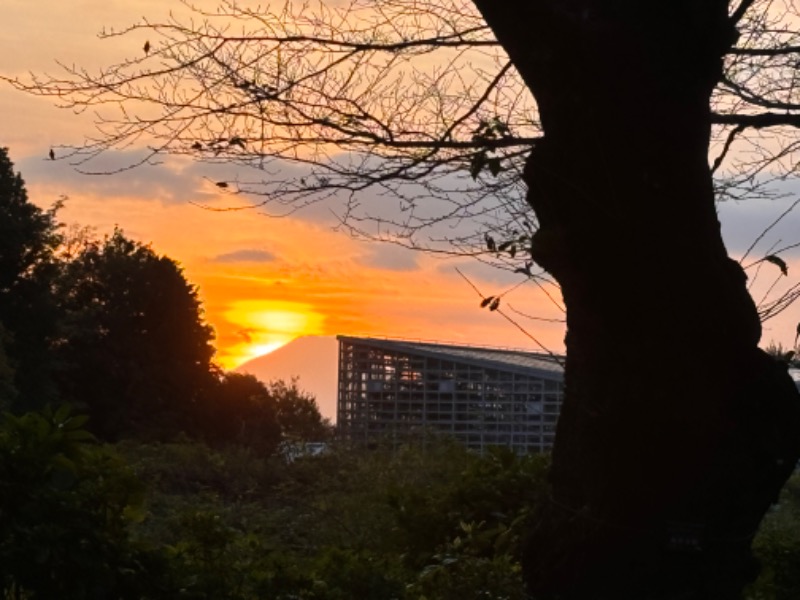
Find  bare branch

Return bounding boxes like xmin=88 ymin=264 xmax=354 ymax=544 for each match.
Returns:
xmin=3 ymin=0 xmax=799 ymax=321
xmin=710 ymin=123 xmax=745 ymax=173
xmin=741 ymin=196 xmax=800 ymax=264
xmin=712 ymin=112 xmax=800 ymax=128
xmin=728 ymin=44 xmax=800 ymax=56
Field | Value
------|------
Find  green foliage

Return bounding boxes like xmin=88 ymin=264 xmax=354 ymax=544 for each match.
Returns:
xmin=270 ymin=378 xmax=332 ymax=443
xmin=2 ymin=410 xmax=796 ymax=600
xmin=409 ymin=522 xmax=527 ymax=600
xmin=109 ymin=436 xmax=546 ymax=599
xmin=747 ymin=472 xmax=800 ymax=600
xmin=161 ymin=508 xmax=260 ymax=599
xmin=0 ymin=405 xmax=163 ymax=599
xmin=385 ymin=445 xmax=549 ymax=570
xmin=116 ymin=437 xmax=280 ymax=500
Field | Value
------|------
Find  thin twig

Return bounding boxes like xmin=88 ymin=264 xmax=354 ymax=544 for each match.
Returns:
xmin=454 ymin=267 xmax=564 ymax=366
xmin=741 ymin=197 xmax=800 ymax=264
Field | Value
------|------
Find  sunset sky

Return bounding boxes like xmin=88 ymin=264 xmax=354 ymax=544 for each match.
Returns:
xmin=2 ymin=1 xmax=799 ymax=372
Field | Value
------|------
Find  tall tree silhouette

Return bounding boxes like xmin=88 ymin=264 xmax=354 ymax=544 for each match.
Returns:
xmin=56 ymin=229 xmax=217 ymax=439
xmin=0 ymin=147 xmax=61 ymax=409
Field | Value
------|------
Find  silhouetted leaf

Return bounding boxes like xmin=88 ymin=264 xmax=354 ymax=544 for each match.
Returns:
xmin=514 ymin=261 xmax=534 ymax=277
xmin=143 ymin=40 xmax=151 ymax=55
xmin=495 ymin=120 xmax=510 ymax=136
xmin=53 ymin=403 xmax=72 ymax=425
xmin=488 ymin=157 xmax=501 ymax=177
xmin=765 ymin=254 xmax=788 ymax=276
xmin=489 ymin=297 xmax=501 ymax=311
xmin=472 ymin=119 xmax=488 ymax=136
xmin=63 ymin=414 xmax=90 ymax=430
xmin=470 ymin=152 xmax=487 ymax=180
xmin=480 ymin=296 xmax=494 ymax=308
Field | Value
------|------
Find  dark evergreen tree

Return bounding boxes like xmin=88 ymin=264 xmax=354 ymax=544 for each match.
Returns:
xmin=0 ymin=147 xmax=61 ymax=409
xmin=56 ymin=228 xmax=218 ymax=439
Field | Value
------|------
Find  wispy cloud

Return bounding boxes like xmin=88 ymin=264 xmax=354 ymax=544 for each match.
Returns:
xmin=211 ymin=249 xmax=276 ymax=264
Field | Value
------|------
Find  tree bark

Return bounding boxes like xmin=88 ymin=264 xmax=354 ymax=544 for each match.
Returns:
xmin=472 ymin=2 xmax=800 ymax=598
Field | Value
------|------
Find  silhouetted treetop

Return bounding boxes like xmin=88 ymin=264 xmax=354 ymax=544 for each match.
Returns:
xmin=0 ymin=148 xmax=62 ymax=408
xmin=55 ymin=228 xmax=218 ymax=439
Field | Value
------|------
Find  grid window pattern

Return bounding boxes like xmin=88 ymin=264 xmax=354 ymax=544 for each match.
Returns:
xmin=337 ymin=337 xmax=564 ymax=454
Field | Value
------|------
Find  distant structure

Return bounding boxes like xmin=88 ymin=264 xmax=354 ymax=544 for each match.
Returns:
xmin=790 ymin=368 xmax=800 ymax=392
xmin=336 ymin=336 xmax=565 ymax=454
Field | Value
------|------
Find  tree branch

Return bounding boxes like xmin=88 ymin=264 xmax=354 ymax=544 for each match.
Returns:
xmin=710 ymin=123 xmax=745 ymax=174
xmin=711 ymin=111 xmax=800 ymax=129
xmin=728 ymin=44 xmax=800 ymax=56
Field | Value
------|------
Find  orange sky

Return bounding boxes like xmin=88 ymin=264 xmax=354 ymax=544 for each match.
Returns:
xmin=16 ymin=161 xmax=567 ymax=370
xmin=1 ymin=1 xmax=799 ymax=372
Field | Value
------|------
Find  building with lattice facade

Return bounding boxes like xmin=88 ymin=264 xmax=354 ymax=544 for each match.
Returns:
xmin=336 ymin=336 xmax=564 ymax=454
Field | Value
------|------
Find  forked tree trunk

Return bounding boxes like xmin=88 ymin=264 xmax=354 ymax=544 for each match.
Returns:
xmin=473 ymin=2 xmax=800 ymax=598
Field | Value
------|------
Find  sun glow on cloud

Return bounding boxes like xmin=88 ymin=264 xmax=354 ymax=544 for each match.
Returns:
xmin=220 ymin=299 xmax=326 ymax=369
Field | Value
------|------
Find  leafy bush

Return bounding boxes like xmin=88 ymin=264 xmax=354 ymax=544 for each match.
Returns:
xmin=117 ymin=436 xmax=546 ymax=599
xmin=747 ymin=472 xmax=800 ymax=600
xmin=11 ymin=411 xmax=798 ymax=600
xmin=0 ymin=405 xmax=166 ymax=599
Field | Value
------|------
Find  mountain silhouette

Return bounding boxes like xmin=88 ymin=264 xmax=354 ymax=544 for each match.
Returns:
xmin=235 ymin=336 xmax=339 ymax=422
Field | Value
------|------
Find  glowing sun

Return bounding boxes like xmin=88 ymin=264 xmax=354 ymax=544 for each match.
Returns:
xmin=220 ymin=300 xmax=325 ymax=369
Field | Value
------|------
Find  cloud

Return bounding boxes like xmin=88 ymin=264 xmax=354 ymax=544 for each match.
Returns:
xmin=14 ymin=142 xmax=504 ymax=252
xmin=17 ymin=151 xmax=210 ymax=205
xmin=211 ymin=249 xmax=276 ymax=263
xmin=719 ymin=193 xmax=800 ymax=259
xmin=359 ymin=242 xmax=419 ymax=271
xmin=15 ymin=148 xmax=357 ymax=226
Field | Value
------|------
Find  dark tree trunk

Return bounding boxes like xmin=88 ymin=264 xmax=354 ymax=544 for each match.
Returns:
xmin=472 ymin=2 xmax=800 ymax=598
